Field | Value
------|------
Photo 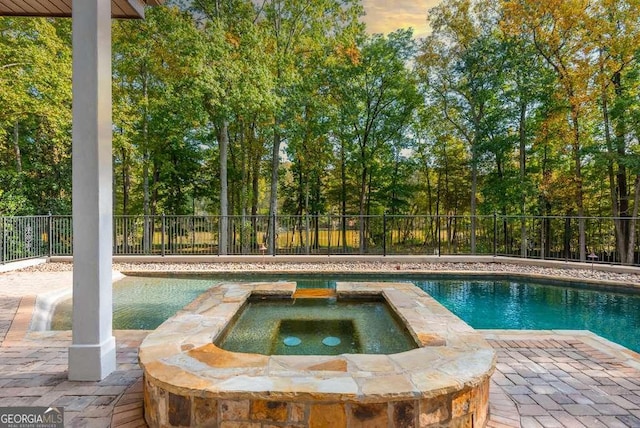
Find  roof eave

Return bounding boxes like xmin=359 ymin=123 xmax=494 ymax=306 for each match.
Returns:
xmin=0 ymin=1 xmax=165 ymax=19
xmin=116 ymin=0 xmax=146 ymax=19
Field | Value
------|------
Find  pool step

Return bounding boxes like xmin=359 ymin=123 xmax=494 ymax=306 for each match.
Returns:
xmin=292 ymin=288 xmax=337 ymax=299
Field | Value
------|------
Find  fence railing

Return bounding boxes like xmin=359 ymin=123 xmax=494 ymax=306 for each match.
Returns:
xmin=1 ymin=214 xmax=639 ymax=266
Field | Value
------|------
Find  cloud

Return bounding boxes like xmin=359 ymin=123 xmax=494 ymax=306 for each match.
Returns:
xmin=361 ymin=0 xmax=441 ymax=39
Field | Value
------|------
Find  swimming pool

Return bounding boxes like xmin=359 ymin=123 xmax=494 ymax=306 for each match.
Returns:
xmin=416 ymin=278 xmax=640 ymax=352
xmin=50 ymin=276 xmax=218 ymax=330
xmin=216 ymin=296 xmax=418 ymax=355
xmin=50 ymin=274 xmax=640 ymax=352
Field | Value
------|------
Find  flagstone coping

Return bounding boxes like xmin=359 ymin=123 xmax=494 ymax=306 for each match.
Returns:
xmin=139 ymin=281 xmax=496 ymax=427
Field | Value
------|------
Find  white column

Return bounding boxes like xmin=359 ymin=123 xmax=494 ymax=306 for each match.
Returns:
xmin=68 ymin=0 xmax=116 ymax=381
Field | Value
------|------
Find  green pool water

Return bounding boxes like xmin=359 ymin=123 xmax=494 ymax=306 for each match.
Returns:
xmin=51 ymin=276 xmax=218 ymax=330
xmin=50 ymin=276 xmax=337 ymax=331
xmin=50 ymin=274 xmax=640 ymax=353
xmin=216 ymin=297 xmax=417 ymax=355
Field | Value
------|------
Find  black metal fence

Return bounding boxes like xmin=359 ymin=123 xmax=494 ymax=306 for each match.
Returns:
xmin=1 ymin=214 xmax=638 ymax=265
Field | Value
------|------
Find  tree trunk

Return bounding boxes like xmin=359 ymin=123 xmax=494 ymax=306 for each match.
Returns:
xmin=250 ymin=124 xmax=260 ymax=219
xmin=519 ymin=102 xmax=527 ymax=257
xmin=304 ymin=178 xmax=310 ymax=255
xmin=540 ymin=142 xmax=552 ymax=259
xmin=602 ymin=82 xmax=628 ymax=263
xmin=121 ymin=147 xmax=129 ymax=216
xmin=435 ymin=167 xmax=441 ymax=249
xmin=142 ymin=70 xmax=151 ymax=253
xmin=340 ymin=140 xmax=347 ymax=251
xmin=564 ymin=212 xmax=572 ymax=259
xmin=218 ymin=121 xmax=229 ymax=255
xmin=151 ymin=161 xmax=160 ymax=217
xmin=544 ymin=205 xmax=551 ymax=258
xmin=121 ymin=147 xmax=131 ymax=253
xmin=267 ymin=127 xmax=280 ymax=254
xmin=141 ymin=147 xmax=152 ymax=253
xmin=13 ymin=121 xmax=22 ymax=174
xmin=470 ymin=142 xmax=477 ymax=254
xmin=626 ymin=175 xmax=640 ymax=265
xmin=314 ymin=174 xmax=321 ymax=250
xmin=391 ymin=151 xmax=400 ymax=216
xmin=570 ymin=105 xmax=586 ymax=261
xmin=240 ymin=123 xmax=249 ymax=255
xmin=613 ymin=71 xmax=632 ymax=264
xmin=251 ymin=138 xmax=260 ymax=249
xmin=425 ymin=159 xmax=435 ymax=245
xmin=365 ymin=169 xmax=374 ymax=252
xmin=358 ymin=163 xmax=367 ymax=254
xmin=357 ymin=133 xmax=369 ymax=254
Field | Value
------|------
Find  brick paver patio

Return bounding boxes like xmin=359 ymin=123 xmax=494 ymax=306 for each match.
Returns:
xmin=2 ymin=267 xmax=640 ymax=427
xmin=486 ymin=334 xmax=640 ymax=428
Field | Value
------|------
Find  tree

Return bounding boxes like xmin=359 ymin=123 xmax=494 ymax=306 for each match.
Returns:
xmin=418 ymin=0 xmax=502 ymax=253
xmin=257 ymin=0 xmax=363 ymax=253
xmin=497 ymin=29 xmax=554 ymax=256
xmin=332 ymin=29 xmax=420 ymax=251
xmin=112 ymin=5 xmax=207 ymax=253
xmin=281 ymin=60 xmax=335 ymax=252
xmin=503 ymin=0 xmax=595 ymax=261
xmin=588 ymin=0 xmax=640 ymax=264
xmin=0 ymin=17 xmax=72 ymax=214
xmin=186 ymin=0 xmax=275 ymax=254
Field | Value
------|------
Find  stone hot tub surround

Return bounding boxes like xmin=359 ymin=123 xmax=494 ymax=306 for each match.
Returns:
xmin=139 ymin=282 xmax=496 ymax=427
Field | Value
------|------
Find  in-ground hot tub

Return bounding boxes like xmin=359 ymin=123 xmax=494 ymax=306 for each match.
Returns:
xmin=216 ymin=295 xmax=418 ymax=356
xmin=139 ymin=282 xmax=496 ymax=427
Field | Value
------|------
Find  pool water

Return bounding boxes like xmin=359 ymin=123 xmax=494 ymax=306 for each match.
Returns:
xmin=50 ymin=275 xmax=640 ymax=353
xmin=295 ymin=279 xmax=336 ymax=289
xmin=51 ymin=277 xmax=338 ymax=331
xmin=414 ymin=279 xmax=640 ymax=352
xmin=216 ymin=298 xmax=417 ymax=355
xmin=51 ymin=276 xmax=217 ymax=330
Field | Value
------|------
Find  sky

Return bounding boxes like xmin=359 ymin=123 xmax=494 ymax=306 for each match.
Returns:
xmin=361 ymin=0 xmax=440 ymax=39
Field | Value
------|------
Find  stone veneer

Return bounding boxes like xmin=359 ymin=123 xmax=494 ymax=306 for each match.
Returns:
xmin=139 ymin=282 xmax=496 ymax=427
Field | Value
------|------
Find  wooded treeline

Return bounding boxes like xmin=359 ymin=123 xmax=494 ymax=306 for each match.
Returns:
xmin=1 ymin=0 xmax=639 ymax=261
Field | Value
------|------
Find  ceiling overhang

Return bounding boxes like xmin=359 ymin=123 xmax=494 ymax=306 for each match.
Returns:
xmin=0 ymin=0 xmax=164 ymax=19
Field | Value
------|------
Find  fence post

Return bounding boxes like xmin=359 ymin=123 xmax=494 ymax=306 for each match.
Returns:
xmin=437 ymin=215 xmax=441 ymax=257
xmin=113 ymin=215 xmax=117 ymax=256
xmin=161 ymin=213 xmax=166 ymax=257
xmin=305 ymin=212 xmax=310 ymax=255
xmin=493 ymin=212 xmax=497 ymax=257
xmin=192 ymin=214 xmax=196 ymax=255
xmin=327 ymin=214 xmax=332 ymax=256
xmin=1 ymin=216 xmax=4 ymax=264
xmin=272 ymin=213 xmax=277 ymax=256
xmin=48 ymin=213 xmax=53 ymax=257
xmin=143 ymin=215 xmax=149 ymax=255
xmin=540 ymin=216 xmax=545 ymax=261
xmin=383 ymin=213 xmax=387 ymax=256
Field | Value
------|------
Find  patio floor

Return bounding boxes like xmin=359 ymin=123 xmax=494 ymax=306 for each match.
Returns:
xmin=2 ymin=267 xmax=640 ymax=427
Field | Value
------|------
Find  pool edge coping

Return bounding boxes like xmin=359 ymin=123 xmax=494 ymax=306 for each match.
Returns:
xmin=138 ymin=281 xmax=497 ymax=403
xmin=119 ymin=269 xmax=640 ymax=291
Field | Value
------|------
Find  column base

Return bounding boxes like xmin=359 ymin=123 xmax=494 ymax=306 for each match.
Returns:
xmin=68 ymin=336 xmax=116 ymax=381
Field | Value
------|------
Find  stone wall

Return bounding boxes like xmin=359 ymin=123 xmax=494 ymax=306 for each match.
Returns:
xmin=144 ymin=376 xmax=490 ymax=427
xmin=139 ymin=282 xmax=496 ymax=428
